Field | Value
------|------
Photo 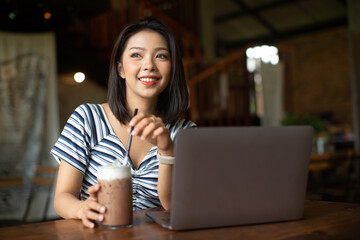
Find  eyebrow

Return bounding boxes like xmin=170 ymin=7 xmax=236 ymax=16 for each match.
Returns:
xmin=129 ymin=46 xmax=169 ymax=51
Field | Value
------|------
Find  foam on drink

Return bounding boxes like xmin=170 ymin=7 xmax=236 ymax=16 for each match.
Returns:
xmin=97 ymin=164 xmax=131 ymax=180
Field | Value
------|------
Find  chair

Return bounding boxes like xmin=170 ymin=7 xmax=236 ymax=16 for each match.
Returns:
xmin=0 ymin=175 xmax=23 ymax=188
xmin=345 ymin=150 xmax=360 ymax=203
xmin=309 ymin=153 xmax=331 ymax=171
xmin=320 ymin=150 xmax=355 ymax=202
xmin=0 ymin=175 xmax=24 ymax=226
xmin=22 ymin=166 xmax=57 ymax=222
xmin=307 ymin=153 xmax=331 ymax=200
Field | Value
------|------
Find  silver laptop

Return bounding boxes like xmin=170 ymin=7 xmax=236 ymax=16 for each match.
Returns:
xmin=146 ymin=126 xmax=313 ymax=230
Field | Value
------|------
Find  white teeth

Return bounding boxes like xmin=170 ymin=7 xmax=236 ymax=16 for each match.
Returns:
xmin=139 ymin=78 xmax=158 ymax=82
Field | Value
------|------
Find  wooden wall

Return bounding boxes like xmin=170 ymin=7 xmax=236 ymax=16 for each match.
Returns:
xmin=279 ymin=27 xmax=352 ymax=126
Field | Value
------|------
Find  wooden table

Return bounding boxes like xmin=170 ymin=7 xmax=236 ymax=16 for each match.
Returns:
xmin=1 ymin=201 xmax=359 ymax=240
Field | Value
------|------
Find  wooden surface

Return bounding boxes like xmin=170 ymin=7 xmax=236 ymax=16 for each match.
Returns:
xmin=309 ymin=150 xmax=360 ymax=172
xmin=0 ymin=176 xmax=23 ymax=187
xmin=0 ymin=201 xmax=359 ymax=240
xmin=309 ymin=153 xmax=332 ymax=171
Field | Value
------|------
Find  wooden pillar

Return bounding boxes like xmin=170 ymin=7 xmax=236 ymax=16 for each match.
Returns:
xmin=347 ymin=0 xmax=360 ymax=150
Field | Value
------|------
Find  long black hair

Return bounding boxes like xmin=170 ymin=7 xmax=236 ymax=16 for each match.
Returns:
xmin=107 ymin=17 xmax=189 ymax=124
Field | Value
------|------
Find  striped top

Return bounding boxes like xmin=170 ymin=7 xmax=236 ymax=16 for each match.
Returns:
xmin=50 ymin=103 xmax=196 ymax=210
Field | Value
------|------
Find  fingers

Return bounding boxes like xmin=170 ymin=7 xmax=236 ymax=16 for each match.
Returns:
xmin=88 ymin=184 xmax=100 ymax=196
xmin=86 ymin=199 xmax=106 ymax=214
xmin=82 ymin=217 xmax=96 ymax=228
xmin=140 ymin=120 xmax=160 ymax=140
xmin=81 ymin=184 xmax=106 ymax=228
xmin=81 ymin=205 xmax=105 ymax=228
xmin=152 ymin=126 xmax=166 ymax=136
xmin=128 ymin=112 xmax=173 ymax=153
xmin=129 ymin=113 xmax=164 ymax=140
xmin=84 ymin=205 xmax=104 ymax=221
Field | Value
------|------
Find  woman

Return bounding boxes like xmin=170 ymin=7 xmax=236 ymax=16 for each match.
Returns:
xmin=51 ymin=17 xmax=196 ymax=228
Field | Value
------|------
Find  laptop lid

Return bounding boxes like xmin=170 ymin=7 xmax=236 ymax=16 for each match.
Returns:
xmin=149 ymin=126 xmax=313 ymax=230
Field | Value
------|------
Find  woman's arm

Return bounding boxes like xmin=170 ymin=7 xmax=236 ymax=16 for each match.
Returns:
xmin=129 ymin=113 xmax=174 ymax=210
xmin=54 ymin=161 xmax=106 ymax=228
xmin=157 ymin=158 xmax=173 ymax=210
xmin=157 ymin=142 xmax=174 ymax=210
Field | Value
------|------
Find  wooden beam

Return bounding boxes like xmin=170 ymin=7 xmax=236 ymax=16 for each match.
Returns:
xmin=222 ymin=17 xmax=347 ymax=50
xmin=230 ymin=0 xmax=278 ymax=34
xmin=215 ymin=0 xmax=304 ymax=24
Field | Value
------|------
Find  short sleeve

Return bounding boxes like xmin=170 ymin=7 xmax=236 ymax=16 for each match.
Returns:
xmin=169 ymin=119 xmax=197 ymax=141
xmin=50 ymin=105 xmax=91 ymax=175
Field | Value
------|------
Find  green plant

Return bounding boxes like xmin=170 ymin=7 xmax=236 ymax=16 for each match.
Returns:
xmin=281 ymin=112 xmax=325 ymax=136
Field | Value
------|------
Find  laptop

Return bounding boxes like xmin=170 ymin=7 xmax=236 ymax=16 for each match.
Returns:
xmin=146 ymin=126 xmax=313 ymax=230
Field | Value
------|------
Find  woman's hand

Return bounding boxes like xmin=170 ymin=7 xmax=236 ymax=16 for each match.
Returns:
xmin=54 ymin=161 xmax=106 ymax=228
xmin=129 ymin=112 xmax=173 ymax=156
xmin=79 ymin=184 xmax=106 ymax=228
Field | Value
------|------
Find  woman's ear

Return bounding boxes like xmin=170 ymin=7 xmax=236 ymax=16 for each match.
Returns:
xmin=117 ymin=62 xmax=125 ymax=79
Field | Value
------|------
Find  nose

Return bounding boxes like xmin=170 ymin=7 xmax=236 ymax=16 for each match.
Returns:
xmin=143 ymin=56 xmax=156 ymax=71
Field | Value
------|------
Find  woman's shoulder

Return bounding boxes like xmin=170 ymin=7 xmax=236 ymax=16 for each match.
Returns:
xmin=73 ymin=103 xmax=103 ymax=116
xmin=74 ymin=103 xmax=101 ymax=111
xmin=168 ymin=118 xmax=197 ymax=132
xmin=69 ymin=103 xmax=106 ymax=125
xmin=167 ymin=118 xmax=196 ymax=141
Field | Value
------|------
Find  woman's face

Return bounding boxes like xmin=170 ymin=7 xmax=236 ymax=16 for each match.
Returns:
xmin=118 ymin=29 xmax=171 ymax=102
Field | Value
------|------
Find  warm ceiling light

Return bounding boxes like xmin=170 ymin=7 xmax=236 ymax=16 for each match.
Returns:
xmin=74 ymin=72 xmax=85 ymax=83
xmin=44 ymin=11 xmax=52 ymax=20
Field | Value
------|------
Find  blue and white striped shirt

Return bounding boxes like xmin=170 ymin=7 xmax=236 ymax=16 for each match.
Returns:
xmin=50 ymin=103 xmax=196 ymax=210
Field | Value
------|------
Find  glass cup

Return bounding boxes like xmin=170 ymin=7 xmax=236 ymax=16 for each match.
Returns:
xmin=97 ymin=164 xmax=133 ymax=229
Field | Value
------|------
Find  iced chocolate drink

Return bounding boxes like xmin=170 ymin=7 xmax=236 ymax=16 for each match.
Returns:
xmin=97 ymin=164 xmax=132 ymax=228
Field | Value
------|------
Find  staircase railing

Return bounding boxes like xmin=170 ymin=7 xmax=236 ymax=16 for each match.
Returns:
xmin=188 ymin=47 xmax=251 ymax=126
xmin=187 ymin=45 xmax=294 ymax=127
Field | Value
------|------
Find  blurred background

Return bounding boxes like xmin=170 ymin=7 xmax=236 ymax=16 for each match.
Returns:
xmin=0 ymin=0 xmax=359 ymax=225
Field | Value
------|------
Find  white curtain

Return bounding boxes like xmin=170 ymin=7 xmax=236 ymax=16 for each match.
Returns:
xmin=260 ymin=62 xmax=285 ymax=126
xmin=0 ymin=31 xmax=59 ymax=221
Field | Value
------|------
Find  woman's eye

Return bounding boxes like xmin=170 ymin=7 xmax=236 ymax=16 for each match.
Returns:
xmin=130 ymin=53 xmax=141 ymax=58
xmin=156 ymin=54 xmax=168 ymax=59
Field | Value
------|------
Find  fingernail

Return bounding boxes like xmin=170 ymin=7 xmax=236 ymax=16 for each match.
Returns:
xmin=100 ymin=206 xmax=105 ymax=212
xmin=141 ymin=136 xmax=145 ymax=140
xmin=98 ymin=215 xmax=104 ymax=221
xmin=132 ymin=131 xmax=136 ymax=135
xmin=90 ymin=223 xmax=95 ymax=228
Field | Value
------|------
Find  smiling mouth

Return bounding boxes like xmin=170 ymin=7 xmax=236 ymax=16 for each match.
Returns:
xmin=139 ymin=77 xmax=159 ymax=82
xmin=138 ymin=77 xmax=160 ymax=85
